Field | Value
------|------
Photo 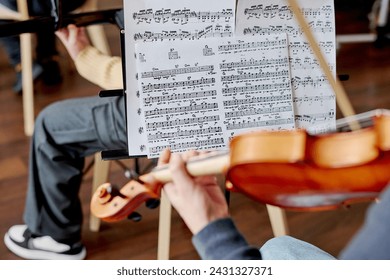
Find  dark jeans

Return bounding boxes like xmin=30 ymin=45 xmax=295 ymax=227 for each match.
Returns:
xmin=24 ymin=95 xmax=127 ymax=243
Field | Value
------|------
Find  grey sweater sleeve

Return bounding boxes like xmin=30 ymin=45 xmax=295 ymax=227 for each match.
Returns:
xmin=192 ymin=218 xmax=262 ymax=260
xmin=192 ymin=186 xmax=390 ymax=260
xmin=339 ymin=185 xmax=390 ymax=260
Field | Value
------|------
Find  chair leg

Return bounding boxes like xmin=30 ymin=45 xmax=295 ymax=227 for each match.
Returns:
xmin=15 ymin=0 xmax=34 ymax=136
xmin=266 ymin=205 xmax=289 ymax=237
xmin=155 ymin=198 xmax=289 ymax=259
xmin=20 ymin=32 xmax=34 ymax=136
xmin=157 ymin=190 xmax=172 ymax=260
xmin=89 ymin=153 xmax=111 ymax=232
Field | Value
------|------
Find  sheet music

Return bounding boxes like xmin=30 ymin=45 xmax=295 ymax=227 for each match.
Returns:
xmin=123 ymin=0 xmax=236 ymax=155
xmin=236 ymin=0 xmax=337 ymax=133
xmin=135 ymin=34 xmax=294 ymax=158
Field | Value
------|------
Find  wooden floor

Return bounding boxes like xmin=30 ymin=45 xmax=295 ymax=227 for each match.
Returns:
xmin=0 ymin=2 xmax=389 ymax=260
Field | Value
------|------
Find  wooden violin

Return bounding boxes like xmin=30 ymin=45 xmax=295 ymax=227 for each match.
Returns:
xmin=90 ymin=110 xmax=390 ymax=222
xmin=90 ymin=0 xmax=390 ymax=222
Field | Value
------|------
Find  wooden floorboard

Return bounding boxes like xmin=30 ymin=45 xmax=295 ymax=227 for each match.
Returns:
xmin=0 ymin=1 xmax=389 ymax=259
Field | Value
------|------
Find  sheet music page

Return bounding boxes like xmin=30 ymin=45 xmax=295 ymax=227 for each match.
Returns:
xmin=236 ymin=0 xmax=337 ymax=133
xmin=123 ymin=0 xmax=236 ymax=156
xmin=135 ymin=33 xmax=294 ymax=158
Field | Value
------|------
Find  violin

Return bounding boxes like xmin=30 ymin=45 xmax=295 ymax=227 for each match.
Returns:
xmin=90 ymin=110 xmax=390 ymax=222
xmin=91 ymin=0 xmax=390 ymax=222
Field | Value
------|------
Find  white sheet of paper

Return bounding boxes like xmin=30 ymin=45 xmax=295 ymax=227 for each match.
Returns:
xmin=124 ymin=0 xmax=337 ymax=157
xmin=123 ymin=0 xmax=236 ymax=155
xmin=135 ymin=33 xmax=294 ymax=158
xmin=236 ymin=0 xmax=337 ymax=133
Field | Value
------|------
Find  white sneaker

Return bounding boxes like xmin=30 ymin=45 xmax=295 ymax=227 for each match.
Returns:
xmin=4 ymin=225 xmax=86 ymax=260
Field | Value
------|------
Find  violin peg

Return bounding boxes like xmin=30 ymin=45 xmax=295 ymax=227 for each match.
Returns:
xmin=128 ymin=212 xmax=142 ymax=222
xmin=106 ymin=184 xmax=121 ymax=195
xmin=145 ymin=198 xmax=160 ymax=209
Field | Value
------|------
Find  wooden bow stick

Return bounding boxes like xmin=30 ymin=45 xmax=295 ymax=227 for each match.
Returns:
xmin=288 ymin=0 xmax=360 ymax=130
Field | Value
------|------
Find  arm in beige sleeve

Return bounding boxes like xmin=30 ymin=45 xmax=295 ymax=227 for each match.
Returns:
xmin=74 ymin=46 xmax=123 ymax=90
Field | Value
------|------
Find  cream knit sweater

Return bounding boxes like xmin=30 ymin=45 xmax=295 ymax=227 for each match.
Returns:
xmin=74 ymin=46 xmax=123 ymax=90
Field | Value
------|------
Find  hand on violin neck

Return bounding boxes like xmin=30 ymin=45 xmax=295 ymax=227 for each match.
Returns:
xmin=160 ymin=149 xmax=229 ymax=235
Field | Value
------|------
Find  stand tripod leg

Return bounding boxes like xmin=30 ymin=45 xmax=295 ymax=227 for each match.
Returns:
xmin=266 ymin=205 xmax=289 ymax=237
xmin=157 ymin=190 xmax=172 ymax=260
xmin=90 ymin=153 xmax=110 ymax=232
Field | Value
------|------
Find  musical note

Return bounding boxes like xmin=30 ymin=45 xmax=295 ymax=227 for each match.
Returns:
xmin=226 ymin=118 xmax=294 ymax=130
xmin=146 ymin=115 xmax=221 ymax=129
xmin=125 ymin=0 xmax=336 ymax=157
xmin=124 ymin=0 xmax=237 ymax=156
xmin=149 ymin=137 xmax=225 ymax=155
xmin=144 ymin=89 xmax=217 ymax=104
xmin=133 ymin=8 xmax=234 ymax=25
xmin=135 ymin=32 xmax=294 ymax=157
xmin=236 ymin=0 xmax=337 ymax=134
xmin=133 ymin=25 xmax=234 ymax=42
xmin=141 ymin=65 xmax=214 ymax=79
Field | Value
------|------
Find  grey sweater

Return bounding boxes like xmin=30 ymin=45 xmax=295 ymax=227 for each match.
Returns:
xmin=192 ymin=185 xmax=390 ymax=260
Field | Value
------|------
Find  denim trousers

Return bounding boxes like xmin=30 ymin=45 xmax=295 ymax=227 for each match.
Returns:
xmin=259 ymin=235 xmax=336 ymax=260
xmin=23 ymin=95 xmax=127 ymax=243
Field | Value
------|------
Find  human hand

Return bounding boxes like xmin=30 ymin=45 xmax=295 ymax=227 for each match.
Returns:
xmin=159 ymin=149 xmax=229 ymax=235
xmin=55 ymin=24 xmax=91 ymax=60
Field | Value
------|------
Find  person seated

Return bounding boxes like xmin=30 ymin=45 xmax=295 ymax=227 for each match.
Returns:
xmin=4 ymin=21 xmax=125 ymax=259
xmin=0 ymin=0 xmax=87 ymax=93
xmin=155 ymin=149 xmax=390 ymax=260
xmin=6 ymin=19 xmax=388 ymax=261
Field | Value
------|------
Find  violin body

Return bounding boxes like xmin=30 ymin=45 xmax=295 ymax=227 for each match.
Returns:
xmin=226 ymin=112 xmax=390 ymax=210
xmin=91 ymin=110 xmax=390 ymax=221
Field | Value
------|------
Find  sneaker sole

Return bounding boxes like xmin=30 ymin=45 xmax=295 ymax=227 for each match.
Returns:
xmin=4 ymin=233 xmax=86 ymax=260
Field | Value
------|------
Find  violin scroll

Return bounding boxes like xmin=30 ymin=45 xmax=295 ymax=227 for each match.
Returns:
xmin=91 ymin=181 xmax=160 ymax=222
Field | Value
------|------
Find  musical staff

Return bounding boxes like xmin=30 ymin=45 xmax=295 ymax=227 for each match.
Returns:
xmin=144 ymin=89 xmax=217 ymax=104
xmin=133 ymin=25 xmax=233 ymax=42
xmin=146 ymin=115 xmax=220 ymax=129
xmin=149 ymin=138 xmax=225 ymax=155
xmin=144 ymin=102 xmax=219 ymax=117
xmin=293 ymin=95 xmax=335 ymax=104
xmin=295 ymin=111 xmax=335 ymax=124
xmin=147 ymin=127 xmax=222 ymax=141
xmin=236 ymin=0 xmax=337 ymax=133
xmin=221 ymin=70 xmax=289 ymax=81
xmin=141 ymin=65 xmax=214 ymax=79
xmin=136 ymin=32 xmax=294 ymax=157
xmin=243 ymin=4 xmax=332 ymax=20
xmin=227 ymin=118 xmax=294 ymax=130
xmin=124 ymin=0 xmax=337 ymax=157
xmin=133 ymin=8 xmax=234 ymax=25
xmin=222 ymin=82 xmax=290 ymax=94
xmin=243 ymin=21 xmax=334 ymax=37
xmin=219 ymin=57 xmax=288 ymax=69
xmin=141 ymin=77 xmax=215 ymax=92
xmin=223 ymin=94 xmax=292 ymax=106
xmin=291 ymin=75 xmax=329 ymax=89
xmin=225 ymin=105 xmax=293 ymax=118
xmin=244 ymin=4 xmax=293 ymax=20
xmin=218 ymin=38 xmax=287 ymax=51
xmin=124 ymin=0 xmax=237 ymax=156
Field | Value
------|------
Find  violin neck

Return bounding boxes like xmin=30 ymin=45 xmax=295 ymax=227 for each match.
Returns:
xmin=141 ymin=151 xmax=230 ymax=183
